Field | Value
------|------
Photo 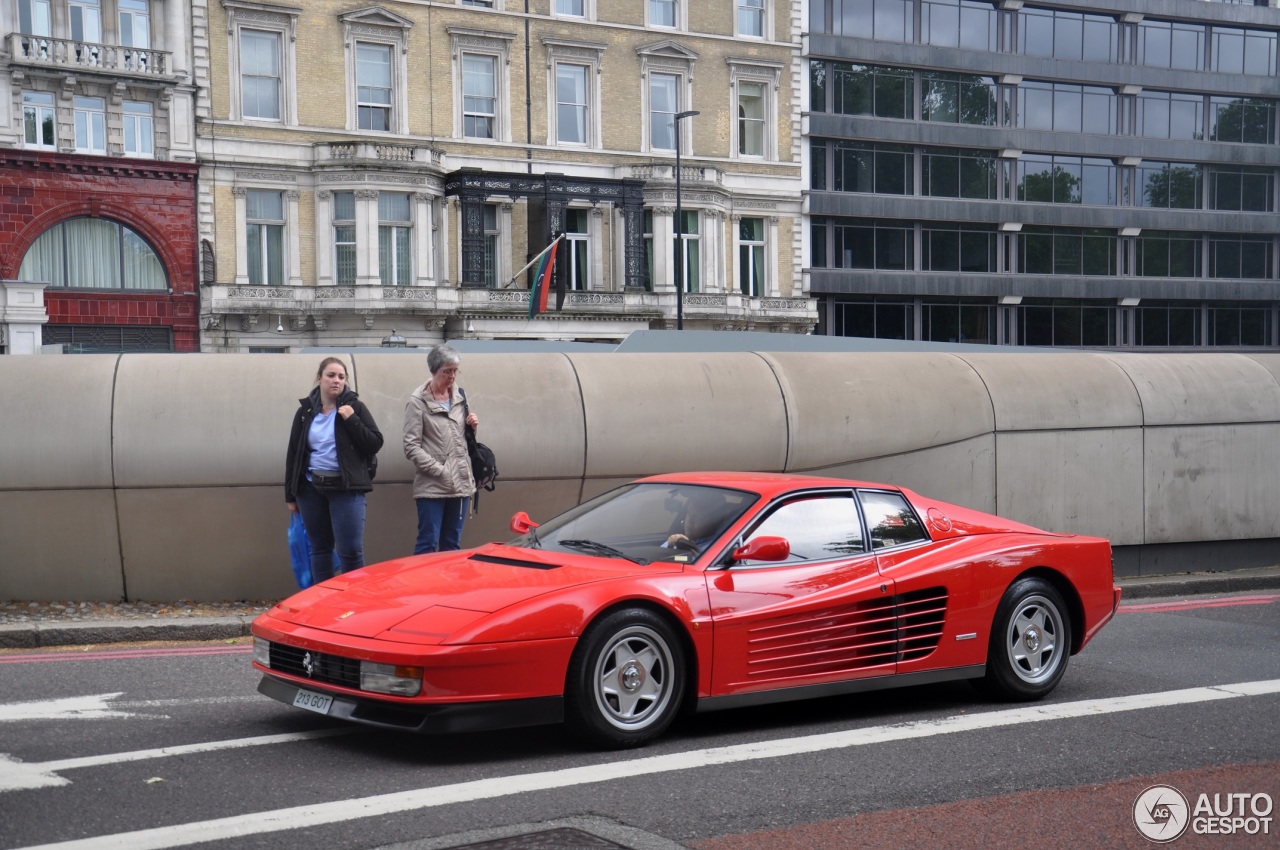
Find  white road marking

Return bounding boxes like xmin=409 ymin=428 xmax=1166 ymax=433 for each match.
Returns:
xmin=0 ymin=729 xmax=356 ymax=793
xmin=8 ymin=678 xmax=1280 ymax=850
xmin=0 ymin=694 xmax=134 ymax=723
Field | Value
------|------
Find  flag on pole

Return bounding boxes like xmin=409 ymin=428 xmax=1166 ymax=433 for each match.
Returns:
xmin=528 ymin=236 xmax=562 ymax=318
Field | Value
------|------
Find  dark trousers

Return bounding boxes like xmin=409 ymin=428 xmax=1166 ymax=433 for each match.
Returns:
xmin=295 ymin=478 xmax=367 ymax=582
xmin=414 ymin=496 xmax=469 ymax=554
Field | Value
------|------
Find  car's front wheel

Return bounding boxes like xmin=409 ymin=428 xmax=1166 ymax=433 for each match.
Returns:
xmin=982 ymin=577 xmax=1072 ymax=700
xmin=565 ymin=608 xmax=686 ymax=748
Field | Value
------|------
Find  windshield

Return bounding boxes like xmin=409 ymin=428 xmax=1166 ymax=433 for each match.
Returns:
xmin=508 ymin=483 xmax=758 ymax=564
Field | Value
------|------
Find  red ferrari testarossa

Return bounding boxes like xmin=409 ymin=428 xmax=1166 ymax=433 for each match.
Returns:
xmin=252 ymin=472 xmax=1120 ymax=748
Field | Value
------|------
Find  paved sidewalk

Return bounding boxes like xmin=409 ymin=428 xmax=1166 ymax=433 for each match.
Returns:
xmin=1 ymin=566 xmax=1277 ymax=651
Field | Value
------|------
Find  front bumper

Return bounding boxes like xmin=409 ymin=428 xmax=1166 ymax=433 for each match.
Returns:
xmin=257 ymin=674 xmax=563 ymax=734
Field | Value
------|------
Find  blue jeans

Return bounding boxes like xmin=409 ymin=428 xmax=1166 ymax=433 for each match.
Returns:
xmin=414 ymin=496 xmax=469 ymax=554
xmin=295 ymin=478 xmax=367 ymax=582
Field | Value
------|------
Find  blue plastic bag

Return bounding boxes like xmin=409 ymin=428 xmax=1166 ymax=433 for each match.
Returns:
xmin=288 ymin=513 xmax=313 ymax=589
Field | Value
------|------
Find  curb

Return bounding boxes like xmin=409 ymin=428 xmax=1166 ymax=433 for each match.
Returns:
xmin=0 ymin=616 xmax=255 ymax=650
xmin=2 ymin=568 xmax=1278 ymax=650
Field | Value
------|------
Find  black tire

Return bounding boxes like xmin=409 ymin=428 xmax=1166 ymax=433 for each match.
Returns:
xmin=981 ymin=577 xmax=1072 ymax=701
xmin=564 ymin=608 xmax=687 ymax=749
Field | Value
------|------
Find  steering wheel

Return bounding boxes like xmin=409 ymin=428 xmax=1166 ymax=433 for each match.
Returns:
xmin=669 ymin=535 xmax=699 ymax=553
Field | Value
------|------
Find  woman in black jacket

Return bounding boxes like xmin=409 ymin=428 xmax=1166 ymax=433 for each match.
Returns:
xmin=285 ymin=357 xmax=383 ymax=581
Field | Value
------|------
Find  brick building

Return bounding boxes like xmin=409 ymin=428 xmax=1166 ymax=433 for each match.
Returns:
xmin=2 ymin=0 xmax=200 ymax=353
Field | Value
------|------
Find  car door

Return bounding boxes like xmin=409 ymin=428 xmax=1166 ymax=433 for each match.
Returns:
xmin=706 ymin=490 xmax=896 ymax=696
xmin=860 ymin=489 xmax=984 ymax=673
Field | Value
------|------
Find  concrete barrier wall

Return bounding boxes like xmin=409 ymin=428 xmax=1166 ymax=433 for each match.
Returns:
xmin=1 ymin=350 xmax=1278 ymax=601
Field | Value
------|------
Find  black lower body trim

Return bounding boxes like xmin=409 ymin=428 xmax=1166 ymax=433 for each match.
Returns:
xmin=257 ymin=675 xmax=563 ymax=734
xmin=696 ymin=665 xmax=987 ymax=713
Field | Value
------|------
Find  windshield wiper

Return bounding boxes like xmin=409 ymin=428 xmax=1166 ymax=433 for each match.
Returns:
xmin=558 ymin=539 xmax=649 ymax=565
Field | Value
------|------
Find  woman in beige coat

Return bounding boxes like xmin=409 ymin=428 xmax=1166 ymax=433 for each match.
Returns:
xmin=403 ymin=345 xmax=479 ymax=553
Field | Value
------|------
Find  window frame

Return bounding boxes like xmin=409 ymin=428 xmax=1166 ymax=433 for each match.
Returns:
xmin=245 ymin=188 xmax=286 ymax=287
xmin=729 ymin=60 xmax=782 ymax=161
xmin=648 ymin=0 xmax=683 ymax=30
xmin=23 ymin=90 xmax=56 ymax=149
xmin=451 ymin=28 xmax=515 ymax=142
xmin=341 ymin=9 xmax=412 ymax=135
xmin=737 ymin=216 xmax=768 ymax=297
xmin=378 ymin=192 xmax=413 ymax=286
xmin=18 ymin=216 xmax=168 ymax=291
xmin=331 ymin=191 xmax=357 ymax=287
xmin=737 ymin=0 xmax=767 ymax=39
xmin=543 ymin=38 xmax=605 ymax=148
xmin=73 ymin=96 xmax=106 ymax=153
xmin=224 ymin=1 xmax=298 ymax=125
xmin=122 ymin=100 xmax=154 ymax=157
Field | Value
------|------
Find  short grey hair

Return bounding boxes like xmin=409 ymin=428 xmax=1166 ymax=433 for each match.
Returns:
xmin=427 ymin=344 xmax=461 ymax=375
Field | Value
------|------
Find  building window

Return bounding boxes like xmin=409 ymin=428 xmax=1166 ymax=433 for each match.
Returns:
xmin=74 ymin=97 xmax=106 ymax=153
xmin=738 ymin=81 xmax=766 ymax=156
xmin=739 ymin=218 xmax=765 ymax=296
xmin=1209 ymin=168 xmax=1273 ymax=213
xmin=333 ymin=192 xmax=356 ymax=286
xmin=1135 ymin=302 xmax=1200 ymax=347
xmin=18 ymin=0 xmax=52 ymax=36
xmin=678 ymin=210 xmax=700 ymax=294
xmin=19 ymin=218 xmax=166 ymax=290
xmin=482 ymin=204 xmax=499 ymax=287
xmin=824 ymin=218 xmax=914 ymax=270
xmin=462 ymin=0 xmax=495 ymax=6
xmin=921 ymin=71 xmax=1000 ymax=126
xmin=70 ymin=0 xmax=102 ymax=65
xmin=921 ymin=223 xmax=997 ymax=272
xmin=924 ymin=0 xmax=999 ymax=52
xmin=650 ymin=0 xmax=676 ymax=28
xmin=119 ymin=0 xmax=150 ymax=49
xmin=240 ymin=30 xmax=282 ymax=121
xmin=923 ymin=299 xmax=997 ymax=344
xmin=356 ymin=42 xmax=393 ymax=132
xmin=817 ymin=0 xmax=913 ymax=42
xmin=738 ymin=0 xmax=765 ymax=37
xmin=1020 ymin=227 xmax=1115 ymax=276
xmin=1134 ymin=162 xmax=1202 ymax=209
xmin=1017 ymin=300 xmax=1115 ymax=347
xmin=1209 ymin=236 xmax=1272 ymax=280
xmin=643 ymin=209 xmax=654 ymax=291
xmin=565 ymin=208 xmax=590 ymax=291
xmin=463 ymin=54 xmax=498 ymax=139
xmin=832 ymin=298 xmax=913 ymax=340
xmin=379 ymin=193 xmax=412 ymax=286
xmin=246 ymin=190 xmax=285 ymax=286
xmin=1136 ymin=231 xmax=1202 ymax=278
xmin=921 ymin=147 xmax=999 ymax=199
xmin=1211 ymin=26 xmax=1277 ymax=76
xmin=816 ymin=62 xmax=913 ymax=119
xmin=1209 ymin=97 xmax=1276 ymax=145
xmin=1135 ymin=91 xmax=1204 ymax=141
xmin=556 ymin=0 xmax=584 ymax=15
xmin=123 ymin=101 xmax=154 ymax=156
xmin=555 ymin=63 xmax=589 ymax=145
xmin=42 ymin=324 xmax=173 ymax=353
xmin=1015 ymin=6 xmax=1117 ymax=62
xmin=1136 ymin=19 xmax=1205 ymax=71
xmin=23 ymin=91 xmax=55 ymax=148
xmin=1017 ymin=81 xmax=1115 ymax=135
xmin=649 ymin=73 xmax=679 ymax=151
xmin=828 ymin=140 xmax=913 ymax=194
xmin=1208 ymin=303 xmax=1271 ymax=346
xmin=1017 ymin=154 xmax=1116 ymax=205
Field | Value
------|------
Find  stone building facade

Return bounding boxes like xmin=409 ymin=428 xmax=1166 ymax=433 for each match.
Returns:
xmin=194 ymin=0 xmax=815 ymax=351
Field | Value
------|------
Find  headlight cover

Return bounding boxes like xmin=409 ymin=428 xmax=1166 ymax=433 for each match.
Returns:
xmin=360 ymin=661 xmax=423 ymax=696
xmin=253 ymin=637 xmax=271 ymax=667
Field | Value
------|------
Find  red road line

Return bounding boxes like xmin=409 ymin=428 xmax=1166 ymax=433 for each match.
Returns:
xmin=0 ymin=645 xmax=252 ymax=664
xmin=1119 ymin=593 xmax=1279 ymax=614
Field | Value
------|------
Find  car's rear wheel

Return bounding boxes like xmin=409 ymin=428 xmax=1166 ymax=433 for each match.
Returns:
xmin=982 ymin=577 xmax=1071 ymax=700
xmin=565 ymin=608 xmax=686 ymax=748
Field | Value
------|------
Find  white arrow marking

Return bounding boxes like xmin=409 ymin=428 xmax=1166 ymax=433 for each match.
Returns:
xmin=0 ymin=693 xmax=135 ymax=722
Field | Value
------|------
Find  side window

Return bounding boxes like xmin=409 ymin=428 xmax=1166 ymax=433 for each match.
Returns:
xmin=859 ymin=490 xmax=929 ymax=549
xmin=739 ymin=494 xmax=865 ymax=565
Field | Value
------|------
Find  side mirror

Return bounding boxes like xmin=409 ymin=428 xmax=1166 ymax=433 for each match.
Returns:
xmin=510 ymin=511 xmax=540 ymax=535
xmin=732 ymin=536 xmax=790 ymax=562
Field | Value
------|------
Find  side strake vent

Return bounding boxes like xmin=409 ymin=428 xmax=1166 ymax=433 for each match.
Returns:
xmin=468 ymin=553 xmax=561 ymax=570
xmin=745 ymin=587 xmax=948 ymax=678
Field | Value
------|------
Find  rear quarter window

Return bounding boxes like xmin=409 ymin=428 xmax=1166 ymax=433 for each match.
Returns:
xmin=859 ymin=490 xmax=929 ymax=549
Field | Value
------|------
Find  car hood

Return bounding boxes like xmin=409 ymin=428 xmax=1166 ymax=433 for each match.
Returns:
xmin=266 ymin=543 xmax=674 ymax=639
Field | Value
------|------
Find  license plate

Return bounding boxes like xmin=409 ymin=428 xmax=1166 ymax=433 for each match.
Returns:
xmin=292 ymin=688 xmax=333 ymax=715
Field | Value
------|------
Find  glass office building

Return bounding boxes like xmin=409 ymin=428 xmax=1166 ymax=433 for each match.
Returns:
xmin=805 ymin=0 xmax=1280 ymax=348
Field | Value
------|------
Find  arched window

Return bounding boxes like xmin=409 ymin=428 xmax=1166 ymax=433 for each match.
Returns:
xmin=19 ymin=217 xmax=167 ymax=290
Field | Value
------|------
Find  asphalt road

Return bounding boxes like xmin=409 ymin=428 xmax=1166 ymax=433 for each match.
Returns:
xmin=0 ymin=590 xmax=1277 ymax=850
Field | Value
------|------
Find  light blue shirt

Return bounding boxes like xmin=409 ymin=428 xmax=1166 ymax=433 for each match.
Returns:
xmin=307 ymin=409 xmax=338 ymax=474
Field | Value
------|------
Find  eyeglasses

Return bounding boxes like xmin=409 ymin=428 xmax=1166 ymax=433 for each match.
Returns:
xmin=438 ymin=367 xmax=460 ymax=376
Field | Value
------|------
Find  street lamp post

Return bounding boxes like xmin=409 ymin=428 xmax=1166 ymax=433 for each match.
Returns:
xmin=673 ymin=109 xmax=699 ymax=330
